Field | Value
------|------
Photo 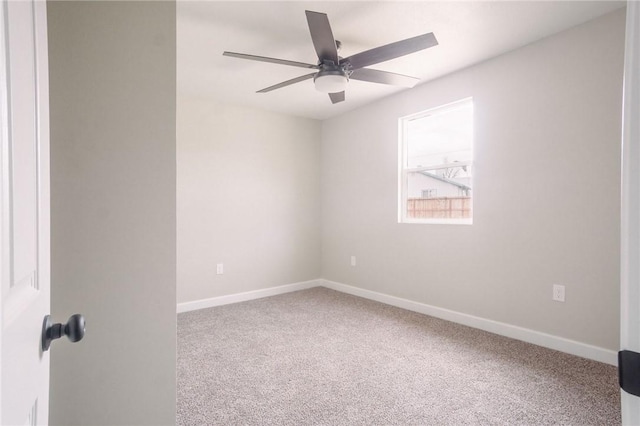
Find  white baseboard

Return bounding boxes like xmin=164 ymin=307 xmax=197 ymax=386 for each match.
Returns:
xmin=176 ymin=278 xmax=617 ymax=366
xmin=177 ymin=279 xmax=321 ymax=313
xmin=321 ymin=279 xmax=618 ymax=366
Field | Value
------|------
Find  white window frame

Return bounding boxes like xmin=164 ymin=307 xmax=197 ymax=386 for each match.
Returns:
xmin=398 ymin=98 xmax=474 ymax=225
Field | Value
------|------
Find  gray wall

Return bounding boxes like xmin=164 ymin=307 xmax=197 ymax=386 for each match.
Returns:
xmin=321 ymin=9 xmax=625 ymax=351
xmin=48 ymin=2 xmax=176 ymax=425
xmin=177 ymin=99 xmax=321 ymax=304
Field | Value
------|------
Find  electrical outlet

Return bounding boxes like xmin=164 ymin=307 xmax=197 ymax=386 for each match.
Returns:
xmin=552 ymin=284 xmax=565 ymax=302
xmin=216 ymin=263 xmax=224 ymax=275
xmin=350 ymin=256 xmax=356 ymax=267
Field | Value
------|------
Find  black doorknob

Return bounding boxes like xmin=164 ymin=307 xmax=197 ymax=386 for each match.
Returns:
xmin=42 ymin=314 xmax=86 ymax=351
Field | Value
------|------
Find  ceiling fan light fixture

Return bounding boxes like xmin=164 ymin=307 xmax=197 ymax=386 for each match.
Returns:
xmin=314 ymin=69 xmax=348 ymax=93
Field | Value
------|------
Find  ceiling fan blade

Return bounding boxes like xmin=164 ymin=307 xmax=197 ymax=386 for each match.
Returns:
xmin=305 ymin=11 xmax=339 ymax=64
xmin=257 ymin=73 xmax=316 ymax=93
xmin=223 ymin=51 xmax=319 ymax=70
xmin=341 ymin=32 xmax=438 ymax=70
xmin=328 ymin=91 xmax=345 ymax=104
xmin=350 ymin=68 xmax=420 ymax=87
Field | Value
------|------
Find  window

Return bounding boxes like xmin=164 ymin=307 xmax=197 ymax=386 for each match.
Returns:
xmin=399 ymin=99 xmax=474 ymax=224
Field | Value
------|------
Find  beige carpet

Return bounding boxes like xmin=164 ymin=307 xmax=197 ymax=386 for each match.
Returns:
xmin=177 ymin=287 xmax=620 ymax=425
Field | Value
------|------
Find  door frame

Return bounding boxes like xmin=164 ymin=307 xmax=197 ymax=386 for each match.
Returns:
xmin=620 ymin=1 xmax=640 ymax=424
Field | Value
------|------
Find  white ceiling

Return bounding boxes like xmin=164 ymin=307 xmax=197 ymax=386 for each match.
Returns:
xmin=178 ymin=1 xmax=624 ymax=121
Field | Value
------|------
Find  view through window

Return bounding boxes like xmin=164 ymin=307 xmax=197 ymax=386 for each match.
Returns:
xmin=399 ymin=99 xmax=474 ymax=224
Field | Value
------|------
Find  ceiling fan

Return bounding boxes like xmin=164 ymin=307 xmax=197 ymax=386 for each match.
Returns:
xmin=223 ymin=10 xmax=438 ymax=104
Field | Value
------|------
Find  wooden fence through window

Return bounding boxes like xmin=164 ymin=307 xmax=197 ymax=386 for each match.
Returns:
xmin=407 ymin=197 xmax=471 ymax=219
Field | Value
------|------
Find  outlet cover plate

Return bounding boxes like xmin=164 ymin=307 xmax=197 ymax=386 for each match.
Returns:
xmin=553 ymin=284 xmax=565 ymax=302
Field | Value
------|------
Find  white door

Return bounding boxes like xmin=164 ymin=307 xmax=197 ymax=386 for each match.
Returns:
xmin=0 ymin=0 xmax=51 ymax=425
